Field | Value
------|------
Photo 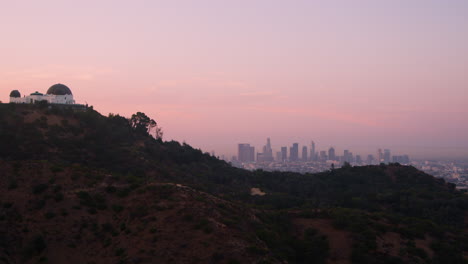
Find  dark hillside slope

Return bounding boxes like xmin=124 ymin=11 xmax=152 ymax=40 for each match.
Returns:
xmin=1 ymin=103 xmax=468 ymax=264
xmin=0 ymin=160 xmax=276 ymax=264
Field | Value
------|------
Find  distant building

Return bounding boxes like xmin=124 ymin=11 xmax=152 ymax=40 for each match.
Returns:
xmin=302 ymin=146 xmax=308 ymax=162
xmin=384 ymin=149 xmax=391 ymax=163
xmin=290 ymin=143 xmax=299 ymax=161
xmin=276 ymin=151 xmax=282 ymax=162
xmin=9 ymin=84 xmax=76 ymax=105
xmin=260 ymin=138 xmax=274 ymax=162
xmin=310 ymin=141 xmax=316 ymax=161
xmin=281 ymin=147 xmax=287 ymax=162
xmin=328 ymin=147 xmax=336 ymax=161
xmin=377 ymin=149 xmax=383 ymax=163
xmin=238 ymin=144 xmax=255 ymax=162
xmin=320 ymin=151 xmax=327 ymax=161
xmin=356 ymin=155 xmax=362 ymax=164
xmin=392 ymin=155 xmax=410 ymax=164
xmin=343 ymin=150 xmax=350 ymax=162
xmin=256 ymin=153 xmax=264 ymax=162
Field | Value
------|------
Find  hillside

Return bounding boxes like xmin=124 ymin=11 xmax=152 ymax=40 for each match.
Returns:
xmin=1 ymin=103 xmax=468 ymax=264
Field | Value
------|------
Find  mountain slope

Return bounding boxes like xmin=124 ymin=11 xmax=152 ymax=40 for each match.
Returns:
xmin=1 ymin=103 xmax=468 ymax=264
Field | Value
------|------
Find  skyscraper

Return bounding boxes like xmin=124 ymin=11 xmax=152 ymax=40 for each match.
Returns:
xmin=377 ymin=149 xmax=383 ymax=163
xmin=302 ymin=146 xmax=308 ymax=162
xmin=328 ymin=147 xmax=336 ymax=161
xmin=259 ymin=137 xmax=274 ymax=162
xmin=310 ymin=141 xmax=316 ymax=161
xmin=290 ymin=143 xmax=299 ymax=161
xmin=238 ymin=144 xmax=255 ymax=162
xmin=281 ymin=147 xmax=287 ymax=162
xmin=384 ymin=149 xmax=391 ymax=163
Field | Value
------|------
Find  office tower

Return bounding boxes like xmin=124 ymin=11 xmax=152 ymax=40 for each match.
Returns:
xmin=281 ymin=147 xmax=287 ymax=162
xmin=356 ymin=155 xmax=362 ymax=164
xmin=320 ymin=151 xmax=327 ymax=161
xmin=261 ymin=137 xmax=274 ymax=162
xmin=276 ymin=151 xmax=282 ymax=161
xmin=238 ymin=144 xmax=255 ymax=162
xmin=392 ymin=155 xmax=410 ymax=164
xmin=290 ymin=143 xmax=299 ymax=161
xmin=256 ymin=152 xmax=264 ymax=162
xmin=367 ymin=154 xmax=374 ymax=164
xmin=328 ymin=147 xmax=336 ymax=161
xmin=377 ymin=149 xmax=383 ymax=163
xmin=344 ymin=149 xmax=350 ymax=162
xmin=302 ymin=146 xmax=308 ymax=161
xmin=384 ymin=149 xmax=391 ymax=163
xmin=402 ymin=155 xmax=410 ymax=164
xmin=310 ymin=141 xmax=316 ymax=161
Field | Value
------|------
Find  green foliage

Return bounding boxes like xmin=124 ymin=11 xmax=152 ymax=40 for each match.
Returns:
xmin=2 ymin=104 xmax=468 ymax=264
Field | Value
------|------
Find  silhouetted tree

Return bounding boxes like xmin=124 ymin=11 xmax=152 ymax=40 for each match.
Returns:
xmin=130 ymin=112 xmax=163 ymax=139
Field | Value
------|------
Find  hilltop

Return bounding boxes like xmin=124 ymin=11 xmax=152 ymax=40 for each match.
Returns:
xmin=1 ymin=103 xmax=468 ymax=264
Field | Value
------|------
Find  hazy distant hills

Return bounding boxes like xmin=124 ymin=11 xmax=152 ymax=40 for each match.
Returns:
xmin=1 ymin=103 xmax=467 ymax=264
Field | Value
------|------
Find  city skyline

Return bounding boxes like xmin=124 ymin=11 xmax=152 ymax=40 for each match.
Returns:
xmin=235 ymin=138 xmax=410 ymax=164
xmin=1 ymin=1 xmax=467 ymax=159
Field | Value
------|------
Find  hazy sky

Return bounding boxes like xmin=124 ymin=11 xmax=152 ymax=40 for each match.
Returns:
xmin=1 ymin=0 xmax=467 ymax=159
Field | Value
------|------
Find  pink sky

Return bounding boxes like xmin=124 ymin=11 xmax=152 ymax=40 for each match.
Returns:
xmin=1 ymin=0 xmax=467 ymax=159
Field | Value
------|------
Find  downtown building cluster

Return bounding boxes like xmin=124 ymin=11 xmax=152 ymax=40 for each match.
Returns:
xmin=234 ymin=138 xmax=410 ymax=172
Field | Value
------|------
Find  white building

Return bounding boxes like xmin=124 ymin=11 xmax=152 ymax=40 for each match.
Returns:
xmin=9 ymin=84 xmax=75 ymax=105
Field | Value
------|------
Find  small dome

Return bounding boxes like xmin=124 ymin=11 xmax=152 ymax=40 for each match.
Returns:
xmin=10 ymin=90 xmax=21 ymax=98
xmin=46 ymin=83 xmax=72 ymax=95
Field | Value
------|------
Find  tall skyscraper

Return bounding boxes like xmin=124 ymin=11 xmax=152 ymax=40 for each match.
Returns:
xmin=310 ymin=141 xmax=316 ymax=161
xmin=302 ymin=146 xmax=308 ymax=162
xmin=281 ymin=147 xmax=287 ymax=162
xmin=328 ymin=147 xmax=336 ymax=161
xmin=377 ymin=149 xmax=383 ymax=163
xmin=238 ymin=144 xmax=255 ymax=162
xmin=384 ymin=149 xmax=391 ymax=163
xmin=257 ymin=138 xmax=273 ymax=161
xmin=290 ymin=143 xmax=299 ymax=161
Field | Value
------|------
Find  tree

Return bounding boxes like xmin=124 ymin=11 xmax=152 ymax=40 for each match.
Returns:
xmin=130 ymin=112 xmax=152 ymax=134
xmin=130 ymin=112 xmax=163 ymax=139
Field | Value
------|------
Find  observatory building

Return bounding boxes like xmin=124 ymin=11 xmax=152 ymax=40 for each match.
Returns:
xmin=9 ymin=84 xmax=75 ymax=104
